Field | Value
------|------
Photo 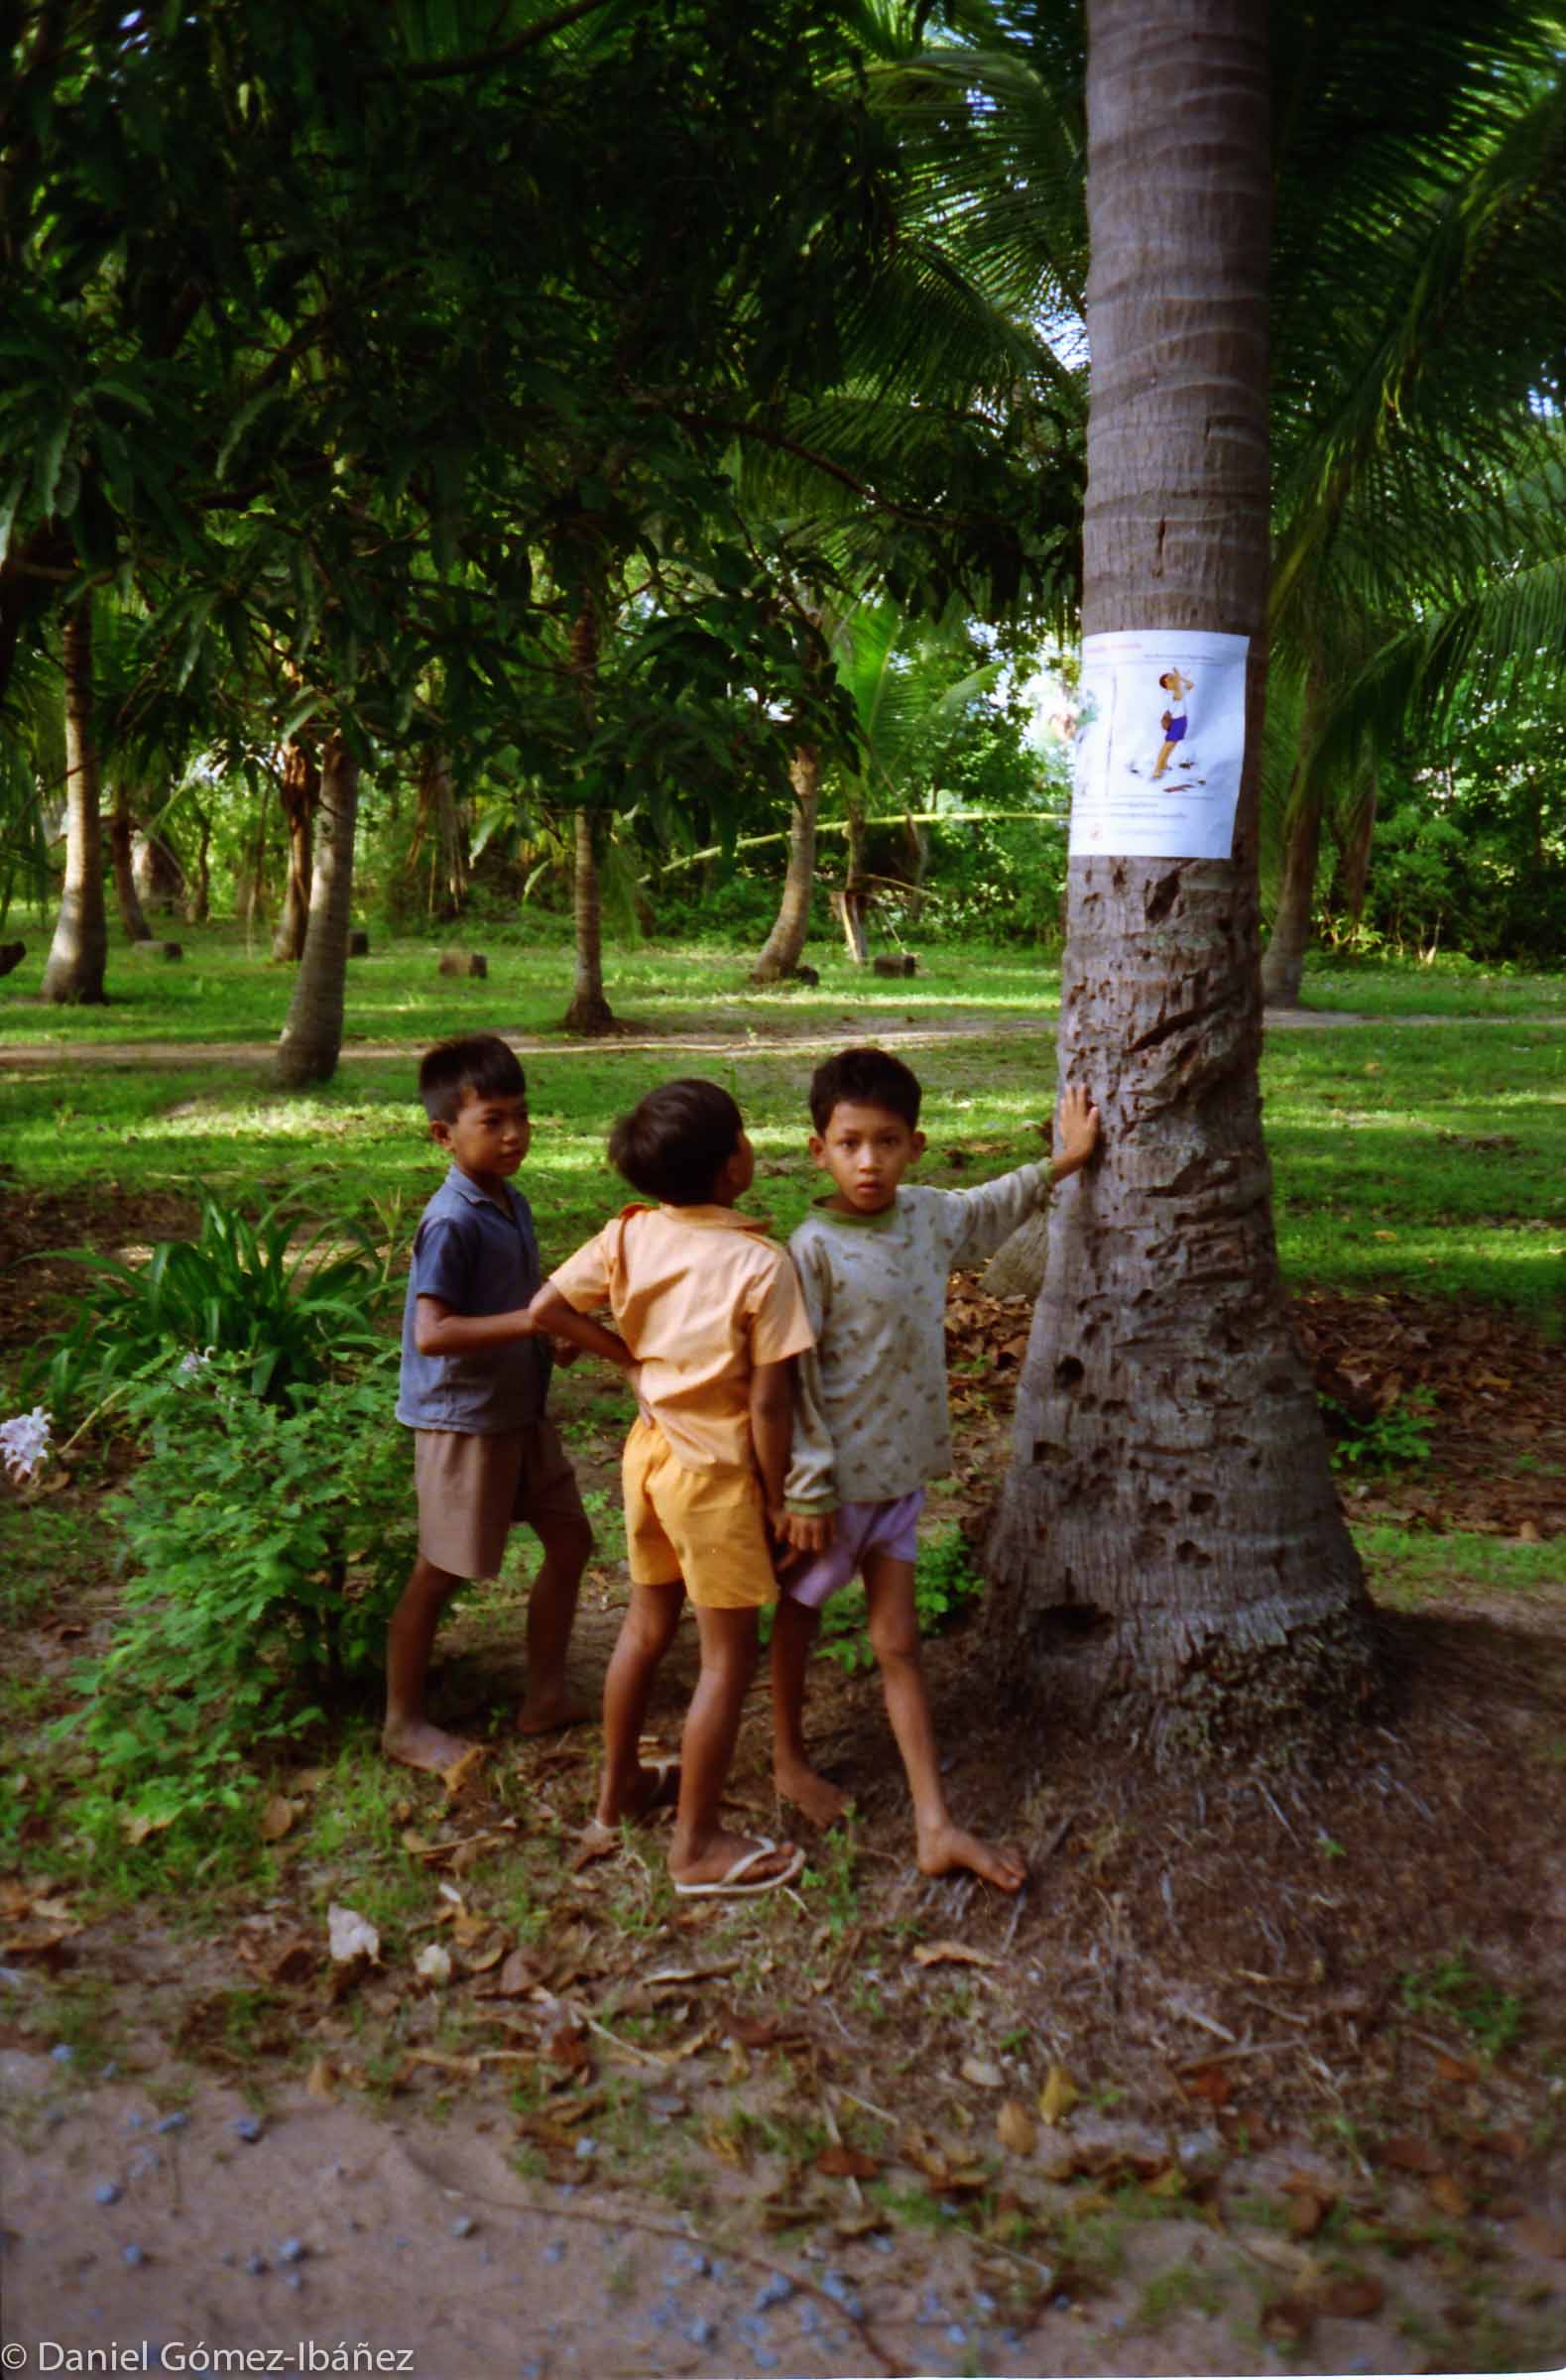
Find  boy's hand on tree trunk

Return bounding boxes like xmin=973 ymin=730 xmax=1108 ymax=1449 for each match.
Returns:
xmin=1052 ymin=1084 xmax=1102 ymax=1179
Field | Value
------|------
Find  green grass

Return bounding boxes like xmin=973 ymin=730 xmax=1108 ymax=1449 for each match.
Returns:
xmin=2 ymin=930 xmax=1561 ymax=1319
xmin=1301 ymin=952 xmax=1565 ymax=1019
xmin=0 ymin=914 xmax=1064 ymax=1046
xmin=1353 ymin=1523 xmax=1566 ymax=1610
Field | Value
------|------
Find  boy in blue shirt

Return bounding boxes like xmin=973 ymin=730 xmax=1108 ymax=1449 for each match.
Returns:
xmin=386 ymin=1034 xmax=592 ymax=1773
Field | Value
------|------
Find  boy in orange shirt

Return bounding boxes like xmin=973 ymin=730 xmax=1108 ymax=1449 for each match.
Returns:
xmin=528 ymin=1079 xmax=814 ymax=1896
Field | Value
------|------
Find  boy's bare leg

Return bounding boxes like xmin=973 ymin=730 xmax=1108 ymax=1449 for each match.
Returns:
xmin=383 ymin=1556 xmax=474 ymax=1772
xmin=771 ymin=1595 xmax=851 ymax=1827
xmin=517 ymin=1508 xmax=594 ymax=1734
xmin=863 ymin=1554 xmax=1025 ymax=1892
xmin=670 ymin=1604 xmax=798 ymax=1888
xmin=596 ymin=1579 xmax=685 ymax=1826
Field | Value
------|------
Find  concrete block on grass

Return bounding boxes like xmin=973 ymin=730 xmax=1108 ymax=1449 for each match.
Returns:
xmin=872 ymin=951 xmax=917 ymax=978
xmin=437 ymin=951 xmax=488 ymax=979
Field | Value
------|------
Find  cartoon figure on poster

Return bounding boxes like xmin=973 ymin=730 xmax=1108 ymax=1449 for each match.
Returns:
xmin=1066 ymin=630 xmax=1249 ymax=862
xmin=1151 ymin=667 xmax=1194 ymax=780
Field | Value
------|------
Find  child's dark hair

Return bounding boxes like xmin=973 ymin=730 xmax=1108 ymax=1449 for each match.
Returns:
xmin=808 ymin=1046 xmax=921 ymax=1133
xmin=418 ymin=1034 xmax=527 ymax=1124
xmin=608 ymin=1078 xmax=744 ymax=1205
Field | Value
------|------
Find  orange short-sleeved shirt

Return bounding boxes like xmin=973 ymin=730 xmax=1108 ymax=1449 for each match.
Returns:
xmin=547 ymin=1203 xmax=814 ymax=1472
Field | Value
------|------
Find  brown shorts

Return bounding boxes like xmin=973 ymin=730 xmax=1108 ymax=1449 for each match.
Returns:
xmin=414 ymin=1420 xmax=588 ymax=1582
xmin=622 ymin=1415 xmax=774 ymax=1611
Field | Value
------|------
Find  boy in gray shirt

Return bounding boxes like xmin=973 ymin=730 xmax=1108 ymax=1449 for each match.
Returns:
xmin=775 ymin=1046 xmax=1099 ymax=1887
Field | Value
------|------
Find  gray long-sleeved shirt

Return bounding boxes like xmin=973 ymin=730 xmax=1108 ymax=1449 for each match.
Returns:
xmin=783 ymin=1161 xmax=1050 ymax=1513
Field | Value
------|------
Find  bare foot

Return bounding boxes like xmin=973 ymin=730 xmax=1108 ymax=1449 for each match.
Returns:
xmin=515 ymin=1690 xmax=592 ymax=1737
xmin=916 ymin=1819 xmax=1026 ymax=1893
xmin=669 ymin=1828 xmax=801 ymax=1892
xmin=774 ymin=1754 xmax=850 ymax=1829
xmin=596 ymin=1753 xmax=681 ymax=1828
xmin=382 ymin=1717 xmax=477 ymax=1775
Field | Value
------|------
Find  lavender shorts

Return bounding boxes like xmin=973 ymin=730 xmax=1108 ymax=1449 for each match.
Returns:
xmin=781 ymin=1489 xmax=924 ymax=1610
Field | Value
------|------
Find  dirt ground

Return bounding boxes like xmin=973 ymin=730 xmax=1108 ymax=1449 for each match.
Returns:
xmin=3 ymin=1193 xmax=1565 ymax=2380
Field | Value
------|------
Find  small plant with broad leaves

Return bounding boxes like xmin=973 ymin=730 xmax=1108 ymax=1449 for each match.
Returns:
xmin=1323 ymin=1385 xmax=1436 ymax=1474
xmin=26 ymin=1185 xmax=398 ymax=1421
xmin=61 ymin=1348 xmax=416 ymax=1845
xmin=767 ymin=1521 xmax=987 ymax=1676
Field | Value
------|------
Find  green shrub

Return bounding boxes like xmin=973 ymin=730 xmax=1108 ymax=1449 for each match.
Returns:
xmin=27 ymin=1186 xmax=397 ymax=1419
xmin=66 ymin=1350 xmax=416 ymax=1837
xmin=766 ymin=1520 xmax=988 ymax=1675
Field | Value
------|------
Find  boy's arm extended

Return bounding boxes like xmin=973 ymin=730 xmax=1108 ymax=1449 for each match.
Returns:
xmin=780 ymin=1239 xmax=837 ymax=1550
xmin=414 ymin=1295 xmax=538 ymax=1357
xmin=944 ymin=1084 xmax=1102 ymax=1267
xmin=750 ymin=1357 xmax=794 ymax=1527
xmin=526 ymin=1282 xmax=638 ymax=1378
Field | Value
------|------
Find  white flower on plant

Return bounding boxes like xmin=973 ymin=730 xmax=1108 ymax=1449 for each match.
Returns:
xmin=1 ymin=1405 xmax=53 ymax=1483
xmin=176 ymin=1346 xmax=216 ymax=1380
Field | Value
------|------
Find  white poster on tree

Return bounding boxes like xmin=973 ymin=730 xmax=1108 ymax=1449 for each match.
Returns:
xmin=1068 ymin=629 xmax=1251 ymax=859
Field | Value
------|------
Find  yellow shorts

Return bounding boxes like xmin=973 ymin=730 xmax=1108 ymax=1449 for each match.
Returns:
xmin=622 ymin=1416 xmax=774 ymax=1611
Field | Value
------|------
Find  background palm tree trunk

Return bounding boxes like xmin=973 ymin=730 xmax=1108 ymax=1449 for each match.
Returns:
xmin=562 ymin=598 xmax=615 ymax=1033
xmin=751 ymin=745 xmax=820 ymax=981
xmin=986 ymin=0 xmax=1372 ymax=1750
xmin=108 ymin=782 xmax=152 ymax=943
xmin=272 ymin=738 xmax=317 ymax=962
xmin=1260 ymin=786 xmax=1323 ymax=1006
xmin=41 ymin=602 xmax=108 ymax=1004
xmin=274 ymin=732 xmax=359 ymax=1088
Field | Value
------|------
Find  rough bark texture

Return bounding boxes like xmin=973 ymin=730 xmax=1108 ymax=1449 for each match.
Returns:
xmin=561 ymin=601 xmax=615 ymax=1034
xmin=563 ymin=806 xmax=614 ymax=1032
xmin=40 ymin=603 xmax=108 ymax=1005
xmin=751 ymin=745 xmax=820 ymax=982
xmin=272 ymin=738 xmax=318 ymax=962
xmin=274 ymin=734 xmax=359 ymax=1089
xmin=986 ymin=0 xmax=1373 ymax=1755
xmin=108 ymin=785 xmax=152 ymax=942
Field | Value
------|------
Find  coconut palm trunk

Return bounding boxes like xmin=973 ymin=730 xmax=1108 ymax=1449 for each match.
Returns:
xmin=986 ymin=0 xmax=1373 ymax=1749
xmin=108 ymin=782 xmax=153 ymax=943
xmin=272 ymin=738 xmax=318 ymax=962
xmin=274 ymin=732 xmax=359 ymax=1088
xmin=1260 ymin=784 xmax=1323 ymax=1006
xmin=561 ymin=598 xmax=615 ymax=1034
xmin=1334 ymin=772 xmax=1379 ymax=926
xmin=751 ymin=745 xmax=821 ymax=982
xmin=41 ymin=601 xmax=108 ymax=1005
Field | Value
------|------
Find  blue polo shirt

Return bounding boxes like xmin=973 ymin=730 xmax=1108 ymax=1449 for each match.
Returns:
xmin=396 ymin=1165 xmax=550 ymax=1434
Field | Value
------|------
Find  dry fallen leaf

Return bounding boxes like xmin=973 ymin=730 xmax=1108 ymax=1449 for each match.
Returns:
xmin=1513 ymin=2213 xmax=1566 ymax=2260
xmin=912 ymin=1941 xmax=1001 ymax=1970
xmin=1262 ymin=2294 xmax=1316 ymax=2345
xmin=326 ymin=1903 xmax=381 ymax=1964
xmin=815 ymin=2144 xmax=880 ymax=2181
xmin=122 ymin=1810 xmax=175 ymax=1844
xmin=961 ymin=2055 xmax=1005 ymax=2089
xmin=259 ymin=1796 xmax=301 ymax=1843
xmin=1286 ymin=2188 xmax=1329 ymax=2237
xmin=1426 ymin=2172 xmax=1469 ymax=2218
xmin=304 ymin=2056 xmax=338 ymax=2101
xmin=1378 ymin=2133 xmax=1443 ymax=2176
xmin=414 ymin=1943 xmax=453 ymax=1987
xmin=997 ymin=2099 xmax=1037 ymax=2157
xmin=1323 ymin=2274 xmax=1385 ymax=2320
xmin=1038 ymin=2063 xmax=1078 ymax=2126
